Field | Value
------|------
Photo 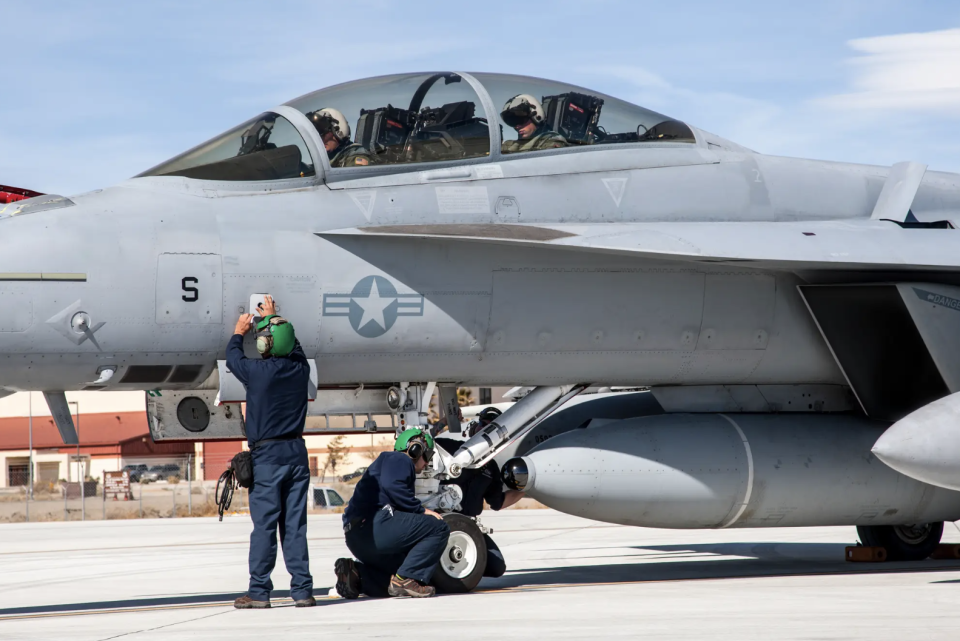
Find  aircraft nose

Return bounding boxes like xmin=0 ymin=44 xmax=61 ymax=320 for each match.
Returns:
xmin=872 ymin=391 xmax=960 ymax=491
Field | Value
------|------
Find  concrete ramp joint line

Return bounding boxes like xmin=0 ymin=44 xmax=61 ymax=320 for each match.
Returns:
xmin=870 ymin=161 xmax=927 ymax=222
xmin=719 ymin=414 xmax=753 ymax=528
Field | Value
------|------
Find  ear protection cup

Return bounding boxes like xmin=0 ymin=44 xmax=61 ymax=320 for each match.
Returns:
xmin=406 ymin=439 xmax=425 ymax=461
xmin=256 ymin=334 xmax=274 ymax=356
xmin=394 ymin=428 xmax=434 ymax=463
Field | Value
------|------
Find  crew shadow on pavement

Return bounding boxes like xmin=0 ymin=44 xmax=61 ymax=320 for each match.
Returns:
xmin=480 ymin=542 xmax=960 ymax=591
xmin=0 ymin=588 xmax=336 ymax=617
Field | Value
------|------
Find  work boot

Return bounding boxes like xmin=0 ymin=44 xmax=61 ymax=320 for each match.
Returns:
xmin=234 ymin=595 xmax=271 ymax=609
xmin=334 ymin=558 xmax=361 ymax=599
xmin=294 ymin=595 xmax=317 ymax=607
xmin=388 ymin=575 xmax=436 ymax=598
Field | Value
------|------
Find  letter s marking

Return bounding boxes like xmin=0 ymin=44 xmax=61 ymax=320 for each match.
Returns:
xmin=181 ymin=277 xmax=199 ymax=302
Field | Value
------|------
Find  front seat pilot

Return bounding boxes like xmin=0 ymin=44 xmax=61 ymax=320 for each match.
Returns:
xmin=499 ymin=94 xmax=568 ymax=154
xmin=306 ymin=108 xmax=373 ymax=167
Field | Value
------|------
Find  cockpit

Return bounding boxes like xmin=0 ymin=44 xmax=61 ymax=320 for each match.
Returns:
xmin=138 ymin=72 xmax=697 ymax=181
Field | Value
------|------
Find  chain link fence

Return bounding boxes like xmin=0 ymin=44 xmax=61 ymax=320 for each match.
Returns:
xmin=0 ymin=456 xmax=238 ymax=522
xmin=0 ymin=455 xmax=358 ymax=523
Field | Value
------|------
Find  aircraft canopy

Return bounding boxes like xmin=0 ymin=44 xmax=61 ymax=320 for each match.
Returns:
xmin=139 ymin=72 xmax=695 ymax=182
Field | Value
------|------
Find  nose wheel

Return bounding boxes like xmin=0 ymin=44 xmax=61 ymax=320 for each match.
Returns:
xmin=432 ymin=513 xmax=488 ymax=593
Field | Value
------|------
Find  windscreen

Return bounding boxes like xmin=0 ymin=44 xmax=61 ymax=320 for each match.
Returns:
xmin=138 ymin=113 xmax=315 ymax=181
xmin=286 ymin=72 xmax=491 ymax=169
xmin=474 ymin=73 xmax=696 ymax=155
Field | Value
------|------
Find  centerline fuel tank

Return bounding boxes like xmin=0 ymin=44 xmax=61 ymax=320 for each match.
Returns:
xmin=504 ymin=413 xmax=960 ymax=529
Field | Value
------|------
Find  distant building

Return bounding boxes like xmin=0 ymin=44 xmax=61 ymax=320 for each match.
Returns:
xmin=0 ymin=412 xmax=194 ymax=489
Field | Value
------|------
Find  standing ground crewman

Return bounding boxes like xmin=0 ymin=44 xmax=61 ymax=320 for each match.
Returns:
xmin=228 ymin=295 xmax=315 ymax=609
xmin=335 ymin=429 xmax=450 ymax=598
xmin=435 ymin=407 xmax=525 ymax=578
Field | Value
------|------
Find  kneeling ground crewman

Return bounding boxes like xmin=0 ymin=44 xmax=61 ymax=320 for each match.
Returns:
xmin=435 ymin=407 xmax=525 ymax=578
xmin=228 ymin=296 xmax=314 ymax=609
xmin=335 ymin=429 xmax=450 ymax=598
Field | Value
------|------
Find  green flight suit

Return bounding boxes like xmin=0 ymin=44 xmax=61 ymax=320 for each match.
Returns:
xmin=501 ymin=129 xmax=569 ymax=155
xmin=329 ymin=143 xmax=374 ymax=168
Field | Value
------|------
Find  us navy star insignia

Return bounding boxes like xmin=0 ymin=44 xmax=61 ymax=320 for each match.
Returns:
xmin=323 ymin=275 xmax=424 ymax=337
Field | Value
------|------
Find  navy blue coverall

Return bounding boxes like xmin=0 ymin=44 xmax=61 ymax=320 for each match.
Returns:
xmin=226 ymin=334 xmax=313 ymax=603
xmin=342 ymin=451 xmax=450 ymax=597
xmin=436 ymin=437 xmax=507 ymax=578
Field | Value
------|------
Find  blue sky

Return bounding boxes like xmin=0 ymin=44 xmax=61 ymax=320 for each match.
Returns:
xmin=3 ymin=0 xmax=960 ymax=195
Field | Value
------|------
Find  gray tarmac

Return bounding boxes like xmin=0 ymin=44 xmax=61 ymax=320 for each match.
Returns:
xmin=2 ymin=510 xmax=960 ymax=640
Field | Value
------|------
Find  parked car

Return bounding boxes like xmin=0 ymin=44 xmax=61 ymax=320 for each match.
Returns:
xmin=140 ymin=464 xmax=182 ymax=483
xmin=311 ymin=486 xmax=346 ymax=509
xmin=340 ymin=467 xmax=366 ymax=483
xmin=121 ymin=464 xmax=148 ymax=482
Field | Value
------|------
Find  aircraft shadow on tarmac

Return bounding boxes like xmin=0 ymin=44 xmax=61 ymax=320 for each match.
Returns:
xmin=6 ymin=542 xmax=960 ymax=616
xmin=480 ymin=542 xmax=960 ymax=591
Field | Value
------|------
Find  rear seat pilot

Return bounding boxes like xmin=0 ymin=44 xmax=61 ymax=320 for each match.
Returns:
xmin=305 ymin=108 xmax=374 ymax=167
xmin=499 ymin=94 xmax=569 ymax=154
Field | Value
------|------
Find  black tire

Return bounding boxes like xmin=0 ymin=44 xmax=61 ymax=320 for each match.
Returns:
xmin=857 ymin=522 xmax=944 ymax=561
xmin=432 ymin=513 xmax=488 ymax=594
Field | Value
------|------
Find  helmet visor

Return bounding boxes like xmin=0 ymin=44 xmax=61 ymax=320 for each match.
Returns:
xmin=308 ymin=111 xmax=337 ymax=136
xmin=500 ymin=104 xmax=534 ymax=128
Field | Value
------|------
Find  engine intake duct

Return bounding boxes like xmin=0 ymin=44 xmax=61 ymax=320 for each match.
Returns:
xmin=799 ymin=283 xmax=960 ymax=421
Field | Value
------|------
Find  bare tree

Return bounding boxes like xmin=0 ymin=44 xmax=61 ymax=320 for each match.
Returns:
xmin=362 ymin=437 xmax=393 ymax=463
xmin=321 ymin=435 xmax=349 ymax=482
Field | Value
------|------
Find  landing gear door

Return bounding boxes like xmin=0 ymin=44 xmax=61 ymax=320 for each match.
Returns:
xmin=215 ymin=359 xmax=319 ymax=404
xmin=437 ymin=385 xmax=463 ymax=433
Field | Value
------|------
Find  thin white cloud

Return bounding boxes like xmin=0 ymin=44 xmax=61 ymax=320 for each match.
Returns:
xmin=817 ymin=28 xmax=960 ymax=114
xmin=575 ymin=64 xmax=782 ymax=147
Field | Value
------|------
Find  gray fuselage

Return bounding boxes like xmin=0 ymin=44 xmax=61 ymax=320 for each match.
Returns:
xmin=2 ymin=135 xmax=958 ymax=395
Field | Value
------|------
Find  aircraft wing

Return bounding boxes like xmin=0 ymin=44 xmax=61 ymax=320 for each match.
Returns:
xmin=318 ymin=219 xmax=960 ymax=271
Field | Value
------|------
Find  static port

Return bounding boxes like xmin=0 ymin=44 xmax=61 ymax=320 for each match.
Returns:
xmin=502 ymin=458 xmax=529 ymax=491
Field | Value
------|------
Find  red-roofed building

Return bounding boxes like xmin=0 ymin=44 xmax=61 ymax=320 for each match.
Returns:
xmin=0 ymin=412 xmax=196 ymax=488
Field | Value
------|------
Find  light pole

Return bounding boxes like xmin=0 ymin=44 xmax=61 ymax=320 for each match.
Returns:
xmin=27 ymin=393 xmax=32 ymax=522
xmin=69 ymin=400 xmax=83 ymax=521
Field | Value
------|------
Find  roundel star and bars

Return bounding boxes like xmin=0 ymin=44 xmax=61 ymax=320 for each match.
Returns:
xmin=322 ymin=275 xmax=425 ymax=338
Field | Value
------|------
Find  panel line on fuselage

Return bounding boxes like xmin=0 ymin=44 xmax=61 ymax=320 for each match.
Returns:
xmin=0 ymin=273 xmax=86 ymax=281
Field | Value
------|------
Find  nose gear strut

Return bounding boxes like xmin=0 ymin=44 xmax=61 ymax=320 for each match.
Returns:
xmin=447 ymin=384 xmax=588 ymax=476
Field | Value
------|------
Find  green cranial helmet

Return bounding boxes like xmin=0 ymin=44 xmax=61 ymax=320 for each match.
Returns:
xmin=255 ymin=315 xmax=296 ymax=357
xmin=394 ymin=428 xmax=435 ymax=461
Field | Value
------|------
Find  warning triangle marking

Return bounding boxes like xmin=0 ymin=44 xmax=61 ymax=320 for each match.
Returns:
xmin=349 ymin=191 xmax=377 ymax=221
xmin=602 ymin=177 xmax=628 ymax=207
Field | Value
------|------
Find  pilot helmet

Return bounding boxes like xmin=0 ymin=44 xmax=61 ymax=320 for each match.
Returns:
xmin=307 ymin=107 xmax=351 ymax=142
xmin=500 ymin=94 xmax=545 ymax=128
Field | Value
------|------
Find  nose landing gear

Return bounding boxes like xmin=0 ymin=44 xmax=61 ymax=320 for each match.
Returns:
xmin=432 ymin=513 xmax=487 ymax=594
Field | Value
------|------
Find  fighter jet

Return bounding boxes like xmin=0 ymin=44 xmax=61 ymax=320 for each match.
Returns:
xmin=5 ymin=71 xmax=960 ymax=590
